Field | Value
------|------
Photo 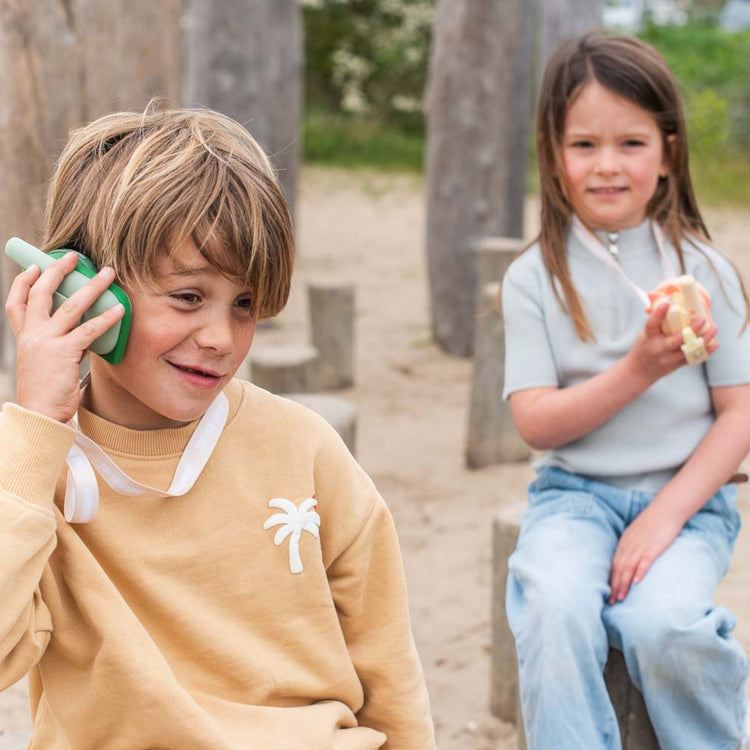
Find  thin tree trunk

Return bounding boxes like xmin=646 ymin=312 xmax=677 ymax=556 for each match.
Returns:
xmin=0 ymin=0 xmax=183 ymax=381
xmin=540 ymin=0 xmax=600 ymax=67
xmin=505 ymin=0 xmax=535 ymax=240
xmin=187 ymin=0 xmax=302 ymax=225
xmin=0 ymin=0 xmax=83 ymax=374
xmin=425 ymin=0 xmax=529 ymax=356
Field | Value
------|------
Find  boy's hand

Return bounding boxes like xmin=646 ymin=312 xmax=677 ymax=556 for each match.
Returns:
xmin=625 ymin=302 xmax=718 ymax=386
xmin=608 ymin=502 xmax=683 ymax=604
xmin=5 ymin=251 xmax=125 ymax=423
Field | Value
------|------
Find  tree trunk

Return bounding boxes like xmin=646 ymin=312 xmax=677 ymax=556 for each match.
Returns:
xmin=540 ymin=0 xmax=600 ymax=67
xmin=426 ymin=0 xmax=530 ymax=356
xmin=0 ymin=0 xmax=184 ymax=379
xmin=505 ymin=0 xmax=535 ymax=240
xmin=77 ymin=0 xmax=184 ymax=120
xmin=187 ymin=0 xmax=302 ymax=225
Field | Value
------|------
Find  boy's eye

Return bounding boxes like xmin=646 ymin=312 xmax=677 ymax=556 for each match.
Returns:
xmin=235 ymin=296 xmax=254 ymax=312
xmin=171 ymin=292 xmax=201 ymax=305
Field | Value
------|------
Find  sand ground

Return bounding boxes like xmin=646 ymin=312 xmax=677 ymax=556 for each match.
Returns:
xmin=1 ymin=167 xmax=749 ymax=749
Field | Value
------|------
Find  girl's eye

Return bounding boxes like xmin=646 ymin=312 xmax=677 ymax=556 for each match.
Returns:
xmin=624 ymin=139 xmax=646 ymax=148
xmin=570 ymin=140 xmax=593 ymax=149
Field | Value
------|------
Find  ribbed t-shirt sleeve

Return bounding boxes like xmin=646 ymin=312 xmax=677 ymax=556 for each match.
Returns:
xmin=502 ymin=259 xmax=560 ymax=399
xmin=700 ymin=250 xmax=750 ymax=387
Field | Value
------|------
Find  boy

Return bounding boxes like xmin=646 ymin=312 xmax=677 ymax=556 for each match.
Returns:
xmin=0 ymin=107 xmax=435 ymax=749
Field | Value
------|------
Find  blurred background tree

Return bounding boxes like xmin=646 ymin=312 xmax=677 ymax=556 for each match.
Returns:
xmin=301 ymin=0 xmax=750 ymax=206
xmin=301 ymin=0 xmax=433 ymax=170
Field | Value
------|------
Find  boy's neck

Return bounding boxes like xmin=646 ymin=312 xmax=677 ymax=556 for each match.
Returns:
xmin=80 ymin=372 xmax=195 ymax=431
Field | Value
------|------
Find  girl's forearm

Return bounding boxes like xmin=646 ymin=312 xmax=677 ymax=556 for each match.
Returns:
xmin=510 ymin=352 xmax=653 ymax=450
xmin=650 ymin=400 xmax=750 ymax=525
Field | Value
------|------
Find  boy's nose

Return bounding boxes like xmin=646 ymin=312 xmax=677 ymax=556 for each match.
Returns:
xmin=195 ymin=311 xmax=235 ymax=354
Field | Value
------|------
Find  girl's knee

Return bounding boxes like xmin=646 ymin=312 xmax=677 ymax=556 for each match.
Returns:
xmin=609 ymin=600 xmax=738 ymax=666
xmin=509 ymin=571 xmax=605 ymax=647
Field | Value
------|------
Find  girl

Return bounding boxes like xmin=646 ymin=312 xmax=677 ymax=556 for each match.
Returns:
xmin=502 ymin=33 xmax=750 ymax=750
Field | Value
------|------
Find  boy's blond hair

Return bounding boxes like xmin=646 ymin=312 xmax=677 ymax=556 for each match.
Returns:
xmin=42 ymin=104 xmax=294 ymax=319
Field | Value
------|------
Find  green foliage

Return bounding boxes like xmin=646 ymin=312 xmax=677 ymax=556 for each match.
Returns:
xmin=302 ymin=0 xmax=433 ymax=133
xmin=303 ymin=110 xmax=425 ymax=172
xmin=690 ymin=150 xmax=750 ymax=206
xmin=639 ymin=24 xmax=750 ymax=151
xmin=687 ymin=88 xmax=730 ymax=154
xmin=638 ymin=23 xmax=750 ymax=204
xmin=301 ymin=10 xmax=750 ymax=205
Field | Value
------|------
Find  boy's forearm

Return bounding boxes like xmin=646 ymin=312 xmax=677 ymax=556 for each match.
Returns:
xmin=0 ymin=404 xmax=66 ymax=686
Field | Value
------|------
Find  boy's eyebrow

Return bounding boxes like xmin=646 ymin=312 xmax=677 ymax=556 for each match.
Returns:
xmin=164 ymin=267 xmax=208 ymax=278
xmin=163 ymin=265 xmax=212 ymax=278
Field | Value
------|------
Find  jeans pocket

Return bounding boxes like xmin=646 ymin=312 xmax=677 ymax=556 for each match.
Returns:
xmin=525 ymin=486 xmax=595 ymax=528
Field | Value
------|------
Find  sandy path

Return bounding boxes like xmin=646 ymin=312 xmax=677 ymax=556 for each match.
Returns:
xmin=1 ymin=168 xmax=748 ymax=750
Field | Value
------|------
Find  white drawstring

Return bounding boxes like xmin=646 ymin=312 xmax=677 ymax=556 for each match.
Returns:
xmin=571 ymin=216 xmax=678 ymax=307
xmin=64 ymin=391 xmax=229 ymax=523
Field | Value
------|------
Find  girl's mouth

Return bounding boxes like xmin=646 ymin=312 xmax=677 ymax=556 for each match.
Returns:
xmin=589 ymin=186 xmax=627 ymax=195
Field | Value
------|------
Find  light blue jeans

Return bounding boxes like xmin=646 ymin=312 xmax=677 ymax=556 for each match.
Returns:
xmin=506 ymin=467 xmax=747 ymax=750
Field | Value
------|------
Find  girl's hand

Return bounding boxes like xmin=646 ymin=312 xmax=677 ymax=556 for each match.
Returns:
xmin=625 ymin=302 xmax=718 ymax=386
xmin=5 ymin=251 xmax=126 ymax=423
xmin=608 ymin=502 xmax=684 ymax=604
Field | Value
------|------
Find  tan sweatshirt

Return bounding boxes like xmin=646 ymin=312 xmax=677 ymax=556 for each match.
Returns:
xmin=0 ymin=379 xmax=435 ymax=749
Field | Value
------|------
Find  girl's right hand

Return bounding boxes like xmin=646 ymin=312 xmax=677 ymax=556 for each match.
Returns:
xmin=5 ymin=251 xmax=126 ymax=424
xmin=625 ymin=301 xmax=718 ymax=386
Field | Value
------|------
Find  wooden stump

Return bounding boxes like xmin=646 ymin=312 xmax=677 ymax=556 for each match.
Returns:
xmin=307 ymin=281 xmax=355 ymax=390
xmin=491 ymin=505 xmax=660 ymax=749
xmin=466 ymin=282 xmax=530 ymax=467
xmin=491 ymin=501 xmax=527 ymax=723
xmin=475 ymin=236 xmax=525 ymax=294
xmin=249 ymin=344 xmax=318 ymax=394
xmin=284 ymin=393 xmax=357 ymax=455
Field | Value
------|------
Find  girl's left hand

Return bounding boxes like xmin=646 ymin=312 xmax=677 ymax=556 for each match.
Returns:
xmin=608 ymin=503 xmax=684 ymax=604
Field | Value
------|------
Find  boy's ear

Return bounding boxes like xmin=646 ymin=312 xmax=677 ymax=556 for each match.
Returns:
xmin=660 ymin=134 xmax=677 ymax=178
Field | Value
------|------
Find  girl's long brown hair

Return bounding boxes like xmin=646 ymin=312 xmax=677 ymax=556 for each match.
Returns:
xmin=537 ymin=32 xmax=748 ymax=340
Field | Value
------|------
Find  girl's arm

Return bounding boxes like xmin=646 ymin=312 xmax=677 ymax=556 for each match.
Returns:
xmin=608 ymin=382 xmax=750 ymax=603
xmin=510 ymin=302 xmax=718 ymax=450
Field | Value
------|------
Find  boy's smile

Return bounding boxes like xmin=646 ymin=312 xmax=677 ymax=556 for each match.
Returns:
xmin=82 ymin=237 xmax=257 ymax=429
xmin=561 ymin=81 xmax=670 ymax=233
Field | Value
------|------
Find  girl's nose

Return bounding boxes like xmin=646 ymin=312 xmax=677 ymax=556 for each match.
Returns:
xmin=595 ymin=147 xmax=620 ymax=175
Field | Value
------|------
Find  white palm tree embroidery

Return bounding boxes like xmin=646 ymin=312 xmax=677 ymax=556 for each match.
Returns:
xmin=263 ymin=497 xmax=321 ymax=574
